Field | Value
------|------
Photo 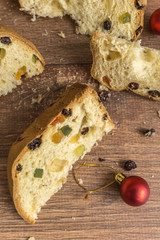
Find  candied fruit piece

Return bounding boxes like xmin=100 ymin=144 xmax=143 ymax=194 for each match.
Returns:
xmin=52 ymin=132 xmax=63 ymax=143
xmin=0 ymin=48 xmax=6 ymax=59
xmin=74 ymin=144 xmax=85 ymax=157
xmin=32 ymin=54 xmax=38 ymax=63
xmin=51 ymin=115 xmax=65 ymax=126
xmin=70 ymin=134 xmax=79 ymax=143
xmin=16 ymin=66 xmax=26 ymax=80
xmin=61 ymin=125 xmax=72 ymax=136
xmin=34 ymin=168 xmax=43 ymax=178
xmin=120 ymin=12 xmax=131 ymax=24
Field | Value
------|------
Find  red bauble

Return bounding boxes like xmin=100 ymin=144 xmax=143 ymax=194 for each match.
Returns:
xmin=120 ymin=176 xmax=150 ymax=206
xmin=150 ymin=8 xmax=160 ymax=35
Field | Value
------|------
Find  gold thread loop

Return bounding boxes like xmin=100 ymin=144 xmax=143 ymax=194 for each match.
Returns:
xmin=73 ymin=163 xmax=118 ymax=200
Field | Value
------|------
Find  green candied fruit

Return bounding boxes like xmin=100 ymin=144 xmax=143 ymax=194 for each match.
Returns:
xmin=34 ymin=168 xmax=43 ymax=178
xmin=74 ymin=144 xmax=85 ymax=157
xmin=32 ymin=54 xmax=38 ymax=63
xmin=60 ymin=125 xmax=72 ymax=136
xmin=120 ymin=12 xmax=131 ymax=24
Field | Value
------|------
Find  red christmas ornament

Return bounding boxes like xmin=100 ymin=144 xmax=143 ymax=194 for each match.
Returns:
xmin=120 ymin=176 xmax=150 ymax=206
xmin=74 ymin=164 xmax=150 ymax=207
xmin=150 ymin=8 xmax=160 ymax=35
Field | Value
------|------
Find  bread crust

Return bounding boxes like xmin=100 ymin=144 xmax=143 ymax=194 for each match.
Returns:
xmin=0 ymin=25 xmax=45 ymax=67
xmin=7 ymin=83 xmax=114 ymax=224
xmin=133 ymin=0 xmax=147 ymax=40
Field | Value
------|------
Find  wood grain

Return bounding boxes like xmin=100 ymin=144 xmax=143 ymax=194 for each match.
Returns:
xmin=0 ymin=0 xmax=160 ymax=240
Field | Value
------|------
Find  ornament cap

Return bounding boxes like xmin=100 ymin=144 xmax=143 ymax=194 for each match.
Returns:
xmin=115 ymin=173 xmax=126 ymax=184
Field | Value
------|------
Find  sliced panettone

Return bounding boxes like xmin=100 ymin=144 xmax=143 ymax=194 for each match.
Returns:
xmin=19 ymin=0 xmax=147 ymax=40
xmin=0 ymin=26 xmax=45 ymax=96
xmin=7 ymin=83 xmax=114 ymax=224
xmin=91 ymin=31 xmax=160 ymax=101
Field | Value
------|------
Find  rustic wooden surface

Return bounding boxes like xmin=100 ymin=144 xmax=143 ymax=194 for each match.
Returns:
xmin=0 ymin=0 xmax=160 ymax=239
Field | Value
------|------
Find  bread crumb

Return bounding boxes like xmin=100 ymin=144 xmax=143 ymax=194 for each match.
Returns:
xmin=58 ymin=31 xmax=66 ymax=38
xmin=32 ymin=94 xmax=43 ymax=104
xmin=31 ymin=9 xmax=37 ymax=22
xmin=157 ymin=111 xmax=160 ymax=118
xmin=72 ymin=217 xmax=76 ymax=220
xmin=78 ymin=178 xmax=83 ymax=184
xmin=47 ymin=87 xmax=50 ymax=92
xmin=28 ymin=237 xmax=35 ymax=240
xmin=60 ymin=58 xmax=64 ymax=62
xmin=99 ymin=84 xmax=109 ymax=92
xmin=42 ymin=29 xmax=48 ymax=36
xmin=151 ymin=175 xmax=154 ymax=178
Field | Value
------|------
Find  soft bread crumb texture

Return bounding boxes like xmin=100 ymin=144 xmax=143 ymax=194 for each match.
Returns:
xmin=9 ymin=83 xmax=114 ymax=223
xmin=28 ymin=237 xmax=35 ymax=240
xmin=19 ymin=0 xmax=146 ymax=40
xmin=0 ymin=27 xmax=44 ymax=96
xmin=91 ymin=31 xmax=160 ymax=100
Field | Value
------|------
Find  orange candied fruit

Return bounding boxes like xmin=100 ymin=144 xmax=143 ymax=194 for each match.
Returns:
xmin=16 ymin=66 xmax=26 ymax=81
xmin=52 ymin=132 xmax=63 ymax=144
xmin=70 ymin=134 xmax=79 ymax=143
xmin=51 ymin=115 xmax=65 ymax=126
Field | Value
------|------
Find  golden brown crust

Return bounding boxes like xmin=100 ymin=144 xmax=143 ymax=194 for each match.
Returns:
xmin=0 ymin=25 xmax=45 ymax=67
xmin=133 ymin=0 xmax=147 ymax=40
xmin=7 ymin=83 xmax=114 ymax=224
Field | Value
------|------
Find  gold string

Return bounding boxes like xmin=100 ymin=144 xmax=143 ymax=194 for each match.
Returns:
xmin=73 ymin=163 xmax=118 ymax=200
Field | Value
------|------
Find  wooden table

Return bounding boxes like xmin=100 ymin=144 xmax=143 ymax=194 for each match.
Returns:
xmin=0 ymin=1 xmax=160 ymax=239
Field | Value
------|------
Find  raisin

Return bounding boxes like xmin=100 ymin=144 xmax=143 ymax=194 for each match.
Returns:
xmin=144 ymin=128 xmax=155 ymax=137
xmin=98 ymin=157 xmax=106 ymax=162
xmin=148 ymin=90 xmax=160 ymax=98
xmin=104 ymin=20 xmax=111 ymax=30
xmin=135 ymin=0 xmax=145 ymax=10
xmin=62 ymin=108 xmax=72 ymax=116
xmin=128 ymin=82 xmax=139 ymax=90
xmin=28 ymin=137 xmax=42 ymax=150
xmin=1 ymin=37 xmax=11 ymax=45
xmin=99 ymin=90 xmax=111 ymax=102
xmin=135 ymin=26 xmax=143 ymax=35
xmin=16 ymin=164 xmax=23 ymax=172
xmin=81 ymin=127 xmax=89 ymax=135
xmin=103 ymin=114 xmax=108 ymax=121
xmin=124 ymin=160 xmax=137 ymax=171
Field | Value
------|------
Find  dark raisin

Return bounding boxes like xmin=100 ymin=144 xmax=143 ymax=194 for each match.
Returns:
xmin=104 ymin=20 xmax=111 ymax=30
xmin=135 ymin=26 xmax=143 ymax=35
xmin=16 ymin=164 xmax=23 ymax=172
xmin=148 ymin=90 xmax=160 ymax=98
xmin=28 ymin=137 xmax=42 ymax=150
xmin=144 ymin=128 xmax=155 ymax=137
xmin=81 ymin=127 xmax=89 ymax=135
xmin=99 ymin=90 xmax=111 ymax=102
xmin=1 ymin=37 xmax=11 ymax=45
xmin=128 ymin=82 xmax=139 ymax=90
xmin=124 ymin=160 xmax=137 ymax=171
xmin=135 ymin=0 xmax=145 ymax=10
xmin=98 ymin=157 xmax=106 ymax=162
xmin=62 ymin=108 xmax=72 ymax=116
xmin=103 ymin=114 xmax=108 ymax=120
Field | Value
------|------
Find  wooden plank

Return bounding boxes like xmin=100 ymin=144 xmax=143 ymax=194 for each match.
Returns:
xmin=0 ymin=0 xmax=160 ymax=240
